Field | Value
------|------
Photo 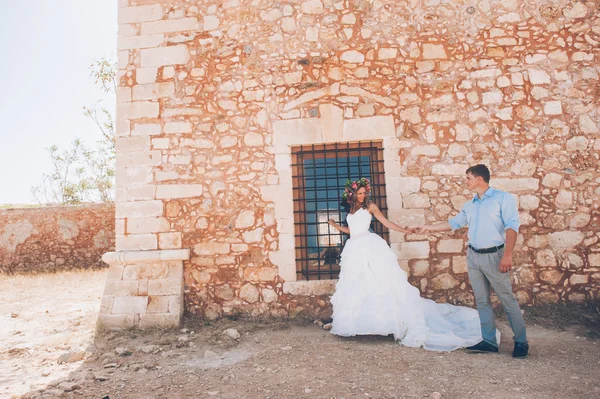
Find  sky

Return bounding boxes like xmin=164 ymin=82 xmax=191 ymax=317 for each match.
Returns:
xmin=0 ymin=0 xmax=117 ymax=204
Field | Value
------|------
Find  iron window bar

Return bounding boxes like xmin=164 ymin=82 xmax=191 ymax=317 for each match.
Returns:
xmin=291 ymin=141 xmax=389 ymax=281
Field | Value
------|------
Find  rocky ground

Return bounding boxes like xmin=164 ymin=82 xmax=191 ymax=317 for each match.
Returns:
xmin=1 ymin=270 xmax=599 ymax=399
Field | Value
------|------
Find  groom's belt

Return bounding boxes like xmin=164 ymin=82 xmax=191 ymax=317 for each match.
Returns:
xmin=468 ymin=244 xmax=505 ymax=254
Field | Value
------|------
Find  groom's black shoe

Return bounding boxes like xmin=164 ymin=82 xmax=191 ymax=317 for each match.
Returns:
xmin=512 ymin=342 xmax=529 ymax=359
xmin=465 ymin=341 xmax=498 ymax=353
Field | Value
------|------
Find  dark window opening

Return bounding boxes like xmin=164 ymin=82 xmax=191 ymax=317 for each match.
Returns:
xmin=291 ymin=141 xmax=389 ymax=281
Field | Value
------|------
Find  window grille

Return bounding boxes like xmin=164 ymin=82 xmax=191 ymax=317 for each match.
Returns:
xmin=291 ymin=141 xmax=389 ymax=280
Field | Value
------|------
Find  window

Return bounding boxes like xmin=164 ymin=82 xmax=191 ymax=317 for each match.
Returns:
xmin=291 ymin=141 xmax=389 ymax=281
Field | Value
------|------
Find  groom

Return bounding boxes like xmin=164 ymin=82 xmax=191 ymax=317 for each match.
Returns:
xmin=415 ymin=164 xmax=528 ymax=358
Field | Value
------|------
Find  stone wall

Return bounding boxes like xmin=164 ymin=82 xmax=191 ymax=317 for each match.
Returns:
xmin=0 ymin=204 xmax=115 ymax=274
xmin=105 ymin=0 xmax=600 ymax=327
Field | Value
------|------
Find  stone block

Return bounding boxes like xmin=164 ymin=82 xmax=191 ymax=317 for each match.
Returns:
xmin=119 ymin=5 xmax=163 ymax=24
xmin=100 ymin=296 xmax=114 ymax=313
xmin=164 ymin=121 xmax=193 ymax=134
xmin=132 ymin=123 xmax=161 ymax=136
xmin=243 ymin=228 xmax=264 ymax=243
xmin=140 ymin=45 xmax=190 ymax=68
xmin=138 ymin=313 xmax=180 ymax=328
xmin=542 ymin=173 xmax=562 ymax=188
xmin=528 ymin=69 xmax=551 ymax=84
xmin=105 ymin=264 xmax=125 ymax=281
xmin=262 ymin=288 xmax=278 ymax=303
xmin=118 ymin=34 xmax=164 ymax=50
xmin=116 ymin=150 xmax=162 ymax=169
xmin=136 ymin=68 xmax=158 ymax=84
xmin=239 ymin=283 xmax=259 ymax=303
xmin=282 ymin=279 xmax=337 ymax=296
xmin=452 ymin=256 xmax=467 ymax=274
xmin=203 ymin=15 xmax=220 ymax=31
xmin=492 ymin=178 xmax=539 ymax=194
xmin=132 ymin=82 xmax=175 ymax=101
xmin=555 ymin=190 xmax=573 ymax=209
xmin=117 ymin=101 xmax=160 ymax=120
xmin=566 ymin=136 xmax=588 ymax=152
xmin=160 ymin=250 xmax=189 ymax=261
xmin=431 ymin=274 xmax=458 ymax=290
xmin=146 ymin=296 xmax=170 ymax=313
xmin=116 ymin=136 xmax=151 ymax=153
xmin=411 ymin=260 xmax=429 ymax=276
xmin=112 ymin=296 xmax=148 ymax=314
xmin=438 ymin=239 xmax=463 ymax=253
xmin=588 ymin=254 xmax=600 ymax=267
xmin=103 ymin=280 xmax=140 ymax=296
xmin=426 ymin=111 xmax=456 ymax=123
xmin=343 ymin=115 xmax=395 ymax=141
xmin=548 ymin=231 xmax=584 ymax=250
xmin=389 ymin=209 xmax=425 ymax=227
xmin=388 ymin=177 xmax=421 ymax=195
xmin=97 ymin=314 xmax=137 ymax=329
xmin=158 ymin=232 xmax=182 ymax=249
xmin=148 ymin=279 xmax=182 ymax=296
xmin=544 ymin=101 xmax=562 ymax=115
xmin=579 ymin=115 xmax=599 ymax=134
xmin=116 ymin=200 xmax=163 ymax=218
xmin=194 ymin=242 xmax=230 ymax=255
xmin=397 ymin=241 xmax=430 ymax=260
xmin=422 ymin=43 xmax=447 ymax=59
xmin=400 ymin=107 xmax=421 ymax=124
xmin=411 ymin=145 xmax=439 ymax=157
xmin=432 ymin=164 xmax=469 ymax=176
xmin=570 ymin=274 xmax=588 ymax=285
xmin=403 ymin=194 xmax=431 ymax=209
xmin=127 ymin=217 xmax=170 ymax=234
xmin=125 ymin=185 xmax=156 ymax=201
xmin=301 ymin=0 xmax=324 ymax=14
xmin=539 ymin=270 xmax=563 ymax=285
xmin=116 ymin=234 xmax=158 ymax=251
xmin=141 ymin=18 xmax=199 ymax=35
xmin=482 ymin=91 xmax=503 ymax=104
xmin=169 ymin=295 xmax=183 ymax=315
xmin=535 ymin=249 xmax=557 ymax=267
xmin=156 ymin=184 xmax=203 ymax=199
xmin=122 ymin=264 xmax=168 ymax=280
xmin=378 ymin=47 xmax=398 ymax=60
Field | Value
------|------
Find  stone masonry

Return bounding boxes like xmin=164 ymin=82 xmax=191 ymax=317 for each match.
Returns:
xmin=100 ymin=0 xmax=600 ymax=328
xmin=0 ymin=204 xmax=114 ymax=274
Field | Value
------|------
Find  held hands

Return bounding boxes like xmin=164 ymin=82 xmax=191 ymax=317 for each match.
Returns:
xmin=412 ymin=225 xmax=429 ymax=234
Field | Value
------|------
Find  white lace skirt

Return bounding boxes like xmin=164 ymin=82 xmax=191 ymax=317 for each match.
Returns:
xmin=330 ymin=233 xmax=483 ymax=351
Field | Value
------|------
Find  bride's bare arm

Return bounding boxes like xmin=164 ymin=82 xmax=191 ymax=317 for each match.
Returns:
xmin=328 ymin=219 xmax=350 ymax=235
xmin=368 ymin=203 xmax=412 ymax=233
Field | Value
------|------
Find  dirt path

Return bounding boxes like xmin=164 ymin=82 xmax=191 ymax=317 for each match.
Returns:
xmin=0 ymin=270 xmax=106 ymax=398
xmin=1 ymin=270 xmax=599 ymax=399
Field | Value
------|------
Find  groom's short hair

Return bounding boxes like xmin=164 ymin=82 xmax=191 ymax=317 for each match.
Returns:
xmin=466 ymin=164 xmax=490 ymax=183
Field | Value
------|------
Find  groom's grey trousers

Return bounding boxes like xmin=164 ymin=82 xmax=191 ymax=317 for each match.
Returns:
xmin=467 ymin=247 xmax=527 ymax=346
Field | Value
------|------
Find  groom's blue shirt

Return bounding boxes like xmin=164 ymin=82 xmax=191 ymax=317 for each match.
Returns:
xmin=448 ymin=187 xmax=520 ymax=249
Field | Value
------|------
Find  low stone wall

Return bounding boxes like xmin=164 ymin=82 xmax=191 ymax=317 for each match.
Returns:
xmin=0 ymin=204 xmax=115 ymax=274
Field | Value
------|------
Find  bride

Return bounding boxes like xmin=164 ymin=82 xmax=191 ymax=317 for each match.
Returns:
xmin=326 ymin=178 xmax=482 ymax=351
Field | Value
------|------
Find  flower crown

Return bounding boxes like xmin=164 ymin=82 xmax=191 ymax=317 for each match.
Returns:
xmin=341 ymin=177 xmax=371 ymax=205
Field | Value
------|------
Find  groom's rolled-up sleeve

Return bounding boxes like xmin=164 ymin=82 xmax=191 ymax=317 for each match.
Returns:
xmin=448 ymin=208 xmax=468 ymax=231
xmin=501 ymin=193 xmax=520 ymax=232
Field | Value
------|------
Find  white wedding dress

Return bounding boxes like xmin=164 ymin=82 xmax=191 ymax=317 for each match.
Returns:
xmin=330 ymin=208 xmax=483 ymax=351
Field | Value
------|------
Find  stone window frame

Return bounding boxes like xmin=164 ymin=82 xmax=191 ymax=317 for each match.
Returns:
xmin=290 ymin=141 xmax=390 ymax=281
xmin=265 ymin=103 xmax=409 ymax=295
